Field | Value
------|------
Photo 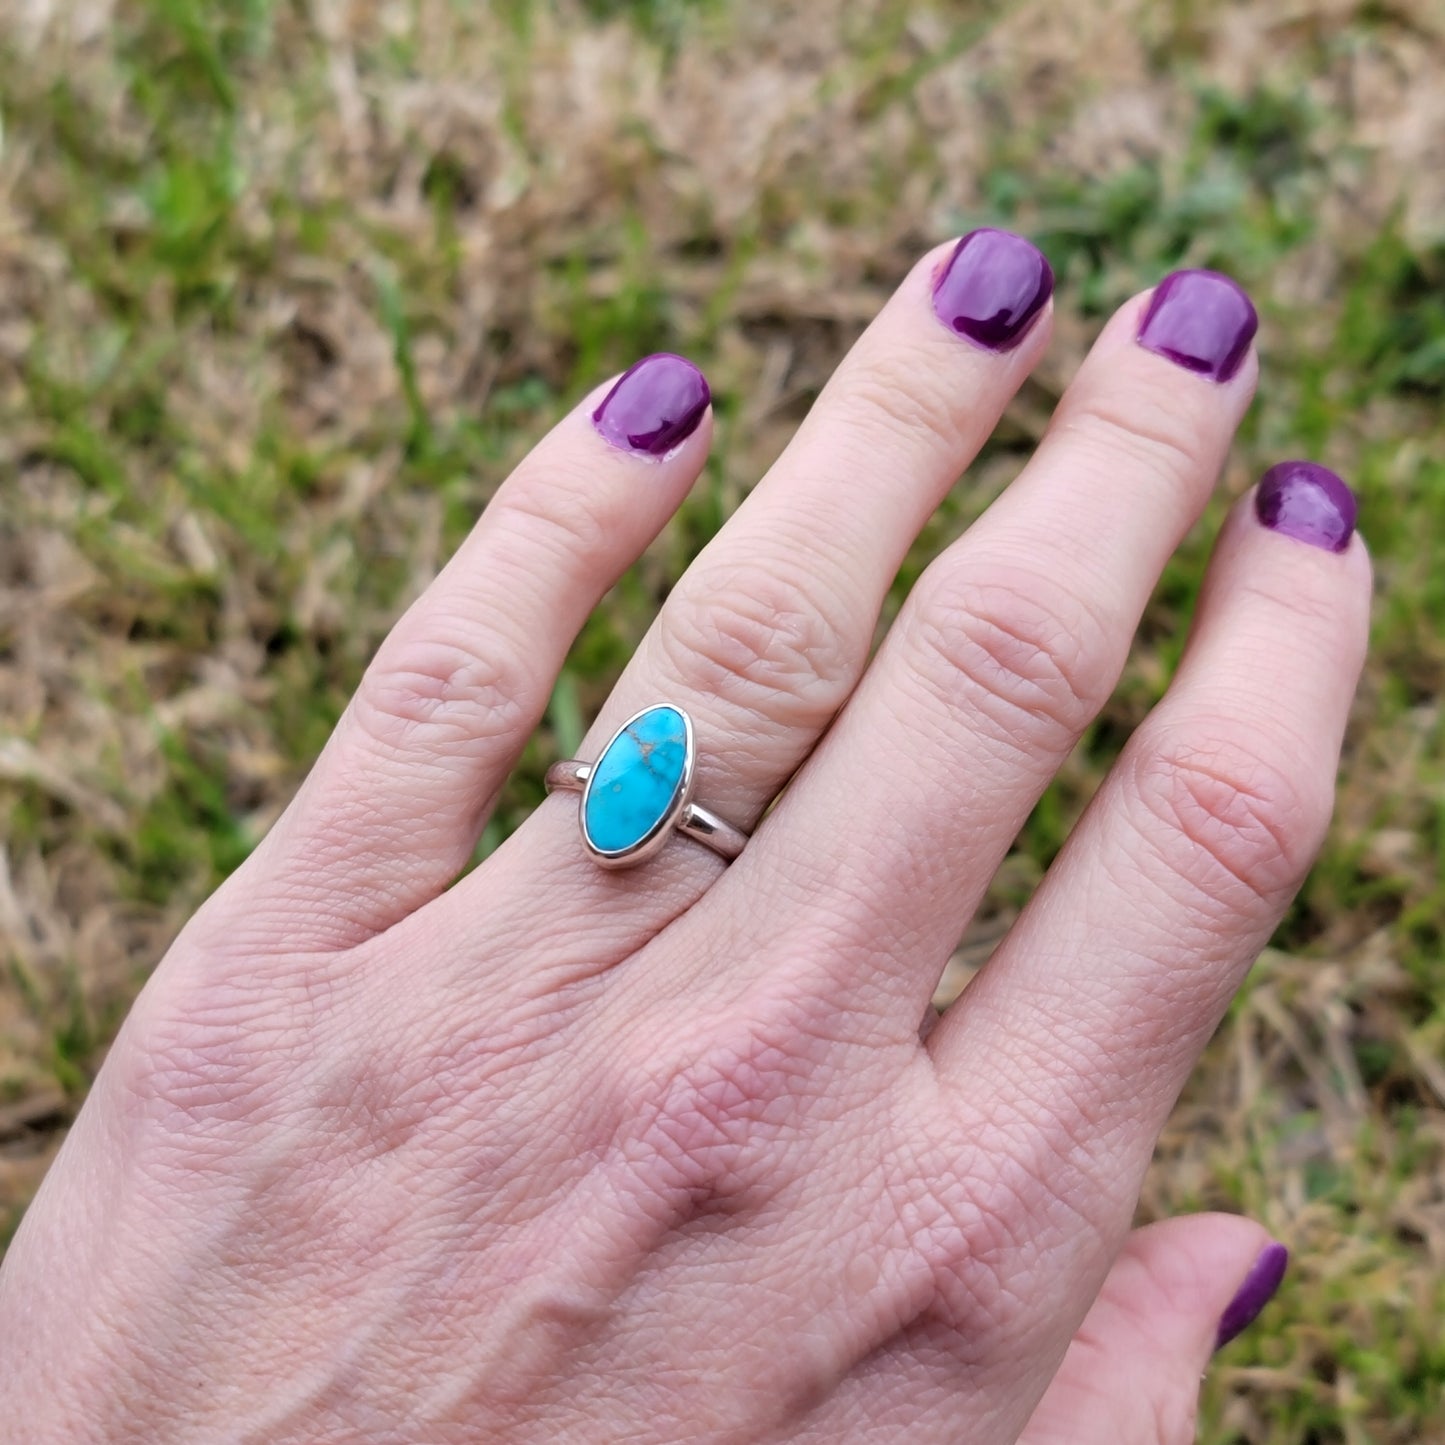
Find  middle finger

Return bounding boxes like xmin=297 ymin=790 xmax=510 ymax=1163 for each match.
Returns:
xmin=452 ymin=229 xmax=1055 ymax=949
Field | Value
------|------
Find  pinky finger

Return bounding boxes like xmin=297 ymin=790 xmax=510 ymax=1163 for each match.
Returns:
xmin=1019 ymin=1214 xmax=1287 ymax=1445
xmin=932 ymin=461 xmax=1370 ymax=1156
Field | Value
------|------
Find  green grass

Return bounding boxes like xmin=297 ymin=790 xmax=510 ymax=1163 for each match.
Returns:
xmin=1 ymin=1 xmax=1442 ymax=1438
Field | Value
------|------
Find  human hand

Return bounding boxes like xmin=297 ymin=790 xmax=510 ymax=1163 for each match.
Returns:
xmin=0 ymin=231 xmax=1368 ymax=1442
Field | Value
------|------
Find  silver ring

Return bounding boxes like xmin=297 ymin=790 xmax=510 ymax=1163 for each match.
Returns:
xmin=544 ymin=703 xmax=748 ymax=869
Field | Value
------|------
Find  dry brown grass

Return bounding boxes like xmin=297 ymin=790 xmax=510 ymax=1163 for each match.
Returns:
xmin=2 ymin=1 xmax=1444 ymax=1438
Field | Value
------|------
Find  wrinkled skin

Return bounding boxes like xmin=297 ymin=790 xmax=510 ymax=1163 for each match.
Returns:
xmin=0 ymin=244 xmax=1369 ymax=1443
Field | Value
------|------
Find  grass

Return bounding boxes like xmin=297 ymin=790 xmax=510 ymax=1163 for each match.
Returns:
xmin=2 ymin=0 xmax=1444 ymax=1438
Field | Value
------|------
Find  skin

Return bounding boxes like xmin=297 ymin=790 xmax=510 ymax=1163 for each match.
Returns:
xmin=0 ymin=241 xmax=1370 ymax=1443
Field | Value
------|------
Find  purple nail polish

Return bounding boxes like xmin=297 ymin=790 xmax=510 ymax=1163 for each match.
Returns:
xmin=1136 ymin=269 xmax=1258 ymax=382
xmin=1256 ymin=460 xmax=1358 ymax=553
xmin=592 ymin=352 xmax=710 ymax=456
xmin=931 ymin=228 xmax=1054 ymax=352
xmin=1215 ymin=1242 xmax=1289 ymax=1351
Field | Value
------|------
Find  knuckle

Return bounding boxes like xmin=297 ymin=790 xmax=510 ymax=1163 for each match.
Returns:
xmin=1235 ymin=575 xmax=1346 ymax=635
xmin=830 ymin=354 xmax=970 ymax=456
xmin=900 ymin=1144 xmax=1054 ymax=1341
xmin=618 ymin=995 xmax=827 ymax=1209
xmin=660 ymin=560 xmax=857 ymax=729
xmin=907 ymin=564 xmax=1112 ymax=748
xmin=908 ymin=1110 xmax=1117 ymax=1345
xmin=353 ymin=628 xmax=532 ymax=758
xmin=916 ymin=1211 xmax=1019 ymax=1341
xmin=484 ymin=466 xmax=616 ymax=570
xmin=1126 ymin=730 xmax=1332 ymax=908
xmin=1060 ymin=382 xmax=1210 ymax=496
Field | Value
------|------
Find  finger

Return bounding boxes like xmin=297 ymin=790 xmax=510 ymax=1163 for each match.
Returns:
xmin=1019 ymin=1217 xmax=1287 ymax=1445
xmin=447 ymin=230 xmax=1054 ymax=951
xmin=932 ymin=461 xmax=1366 ymax=1106
xmin=922 ymin=467 xmax=1365 ymax=1354
xmin=210 ymin=354 xmax=712 ymax=952
xmin=611 ymin=229 xmax=1054 ymax=819
xmin=703 ymin=268 xmax=1259 ymax=1013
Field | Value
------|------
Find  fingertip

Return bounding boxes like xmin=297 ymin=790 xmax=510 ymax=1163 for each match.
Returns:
xmin=1208 ymin=467 xmax=1375 ymax=677
xmin=1207 ymin=464 xmax=1374 ymax=628
xmin=1121 ymin=1212 xmax=1278 ymax=1322
xmin=928 ymin=228 xmax=1055 ymax=353
xmin=1115 ymin=1214 xmax=1293 ymax=1353
xmin=1020 ymin=1214 xmax=1281 ymax=1445
xmin=1254 ymin=459 xmax=1358 ymax=553
xmin=1086 ymin=282 xmax=1260 ymax=402
xmin=1215 ymin=1238 xmax=1290 ymax=1351
xmin=589 ymin=352 xmax=714 ymax=459
xmin=1136 ymin=268 xmax=1259 ymax=385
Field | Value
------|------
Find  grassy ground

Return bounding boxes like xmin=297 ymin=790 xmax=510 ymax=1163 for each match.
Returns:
xmin=2 ymin=1 xmax=1443 ymax=1438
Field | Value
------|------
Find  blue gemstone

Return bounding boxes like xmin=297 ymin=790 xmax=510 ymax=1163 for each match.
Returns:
xmin=584 ymin=706 xmax=690 ymax=855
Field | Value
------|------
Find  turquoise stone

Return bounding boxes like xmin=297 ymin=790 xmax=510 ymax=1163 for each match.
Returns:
xmin=584 ymin=706 xmax=690 ymax=855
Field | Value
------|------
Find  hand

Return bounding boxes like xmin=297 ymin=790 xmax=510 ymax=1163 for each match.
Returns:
xmin=0 ymin=232 xmax=1368 ymax=1443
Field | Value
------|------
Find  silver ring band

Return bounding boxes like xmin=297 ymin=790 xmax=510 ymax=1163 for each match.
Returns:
xmin=543 ymin=704 xmax=748 ymax=869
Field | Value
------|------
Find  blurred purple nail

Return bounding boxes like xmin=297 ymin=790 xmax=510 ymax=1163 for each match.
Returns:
xmin=1137 ymin=269 xmax=1258 ymax=382
xmin=931 ymin=228 xmax=1054 ymax=352
xmin=1256 ymin=460 xmax=1358 ymax=553
xmin=1215 ymin=1242 xmax=1289 ymax=1351
xmin=592 ymin=352 xmax=710 ymax=456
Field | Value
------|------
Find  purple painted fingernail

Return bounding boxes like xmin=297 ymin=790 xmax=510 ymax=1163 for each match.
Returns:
xmin=1137 ymin=269 xmax=1258 ymax=382
xmin=1215 ymin=1242 xmax=1289 ymax=1351
xmin=931 ymin=228 xmax=1054 ymax=352
xmin=1256 ymin=460 xmax=1358 ymax=553
xmin=592 ymin=352 xmax=710 ymax=456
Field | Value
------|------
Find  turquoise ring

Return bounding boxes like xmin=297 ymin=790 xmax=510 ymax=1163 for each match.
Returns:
xmin=544 ymin=704 xmax=748 ymax=869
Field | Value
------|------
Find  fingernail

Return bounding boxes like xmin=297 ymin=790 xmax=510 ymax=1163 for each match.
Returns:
xmin=1136 ymin=269 xmax=1258 ymax=382
xmin=1215 ymin=1241 xmax=1289 ymax=1351
xmin=592 ymin=352 xmax=710 ymax=456
xmin=931 ymin=228 xmax=1054 ymax=352
xmin=1256 ymin=460 xmax=1358 ymax=553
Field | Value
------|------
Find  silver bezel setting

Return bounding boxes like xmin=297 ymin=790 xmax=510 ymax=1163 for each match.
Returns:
xmin=579 ymin=704 xmax=697 ymax=869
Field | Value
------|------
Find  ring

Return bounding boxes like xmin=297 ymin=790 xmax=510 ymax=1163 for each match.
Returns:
xmin=544 ymin=703 xmax=749 ymax=869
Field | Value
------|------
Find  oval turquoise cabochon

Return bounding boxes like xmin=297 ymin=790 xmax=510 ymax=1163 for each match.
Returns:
xmin=583 ymin=705 xmax=691 ymax=855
